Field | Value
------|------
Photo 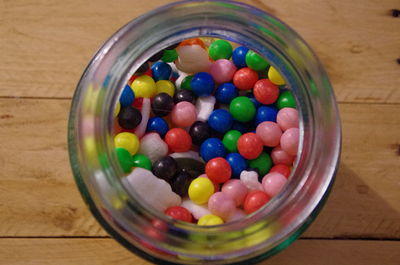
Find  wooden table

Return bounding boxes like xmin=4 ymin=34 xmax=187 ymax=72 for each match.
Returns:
xmin=0 ymin=0 xmax=399 ymax=264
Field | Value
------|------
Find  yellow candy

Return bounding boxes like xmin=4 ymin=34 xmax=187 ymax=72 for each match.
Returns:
xmin=188 ymin=177 xmax=214 ymax=205
xmin=114 ymin=101 xmax=120 ymax=117
xmin=156 ymin=80 xmax=175 ymax=97
xmin=268 ymin=66 xmax=285 ymax=85
xmin=114 ymin=132 xmax=139 ymax=155
xmin=131 ymin=75 xmax=156 ymax=98
xmin=198 ymin=214 xmax=224 ymax=226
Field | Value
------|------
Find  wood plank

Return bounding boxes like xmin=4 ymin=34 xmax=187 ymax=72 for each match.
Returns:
xmin=0 ymin=0 xmax=399 ymax=102
xmin=0 ymin=238 xmax=398 ymax=265
xmin=0 ymin=98 xmax=399 ymax=238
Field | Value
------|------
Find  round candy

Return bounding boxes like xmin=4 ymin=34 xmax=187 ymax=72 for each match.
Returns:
xmin=222 ymin=130 xmax=242 ymax=153
xmin=197 ymin=214 xmax=224 ymax=226
xmin=253 ymin=79 xmax=279 ymax=105
xmin=189 ymin=121 xmax=211 ymax=146
xmin=237 ymin=133 xmax=263 ymax=159
xmin=191 ymin=72 xmax=215 ymax=97
xmin=277 ymin=91 xmax=296 ymax=109
xmin=155 ymin=80 xmax=175 ymax=97
xmin=209 ymin=59 xmax=237 ymax=83
xmin=165 ymin=206 xmax=193 ymax=222
xmin=188 ymin=177 xmax=215 ymax=205
xmin=146 ymin=117 xmax=169 ymax=138
xmin=232 ymin=46 xmax=249 ymax=68
xmin=151 ymin=93 xmax=174 ymax=117
xmin=152 ymin=156 xmax=179 ymax=182
xmin=262 ymin=172 xmax=287 ymax=197
xmin=255 ymin=106 xmax=278 ymax=125
xmin=165 ymin=128 xmax=192 ymax=152
xmin=115 ymin=147 xmax=133 ymax=173
xmin=248 ymin=152 xmax=272 ymax=176
xmin=215 ymin=83 xmax=238 ymax=104
xmin=226 ymin=153 xmax=247 ymax=178
xmin=256 ymin=121 xmax=282 ymax=147
xmin=132 ymin=154 xmax=152 ymax=171
xmin=271 ymin=146 xmax=295 ymax=165
xmin=245 ymin=50 xmax=269 ymax=71
xmin=131 ymin=75 xmax=156 ymax=98
xmin=161 ymin=49 xmax=178 ymax=63
xmin=151 ymin=62 xmax=172 ymax=81
xmin=246 ymin=92 xmax=262 ymax=108
xmin=173 ymin=89 xmax=194 ymax=104
xmin=233 ymin=67 xmax=258 ymax=90
xmin=198 ymin=174 xmax=220 ymax=194
xmin=171 ymin=170 xmax=194 ymax=197
xmin=114 ymin=132 xmax=140 ymax=155
xmin=171 ymin=101 xmax=197 ymax=127
xmin=208 ymin=39 xmax=233 ymax=60
xmin=181 ymin=75 xmax=193 ymax=90
xmin=118 ymin=106 xmax=142 ymax=130
xmin=277 ymin=107 xmax=299 ymax=131
xmin=205 ymin=157 xmax=232 ymax=184
xmin=221 ymin=179 xmax=248 ymax=206
xmin=200 ymin=138 xmax=226 ymax=162
xmin=269 ymin=164 xmax=291 ymax=178
xmin=243 ymin=190 xmax=270 ymax=214
xmin=229 ymin=96 xmax=256 ymax=122
xmin=268 ymin=66 xmax=285 ymax=85
xmin=208 ymin=192 xmax=236 ymax=220
xmin=280 ymin=128 xmax=299 ymax=156
xmin=119 ymin=85 xmax=135 ymax=107
xmin=208 ymin=109 xmax=233 ymax=133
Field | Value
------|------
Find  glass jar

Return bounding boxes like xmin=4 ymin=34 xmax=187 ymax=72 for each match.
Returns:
xmin=68 ymin=1 xmax=341 ymax=264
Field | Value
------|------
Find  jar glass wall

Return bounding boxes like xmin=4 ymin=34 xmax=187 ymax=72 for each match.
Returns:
xmin=68 ymin=1 xmax=341 ymax=264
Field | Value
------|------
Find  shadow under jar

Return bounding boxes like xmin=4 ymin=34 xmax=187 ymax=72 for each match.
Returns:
xmin=68 ymin=1 xmax=341 ymax=264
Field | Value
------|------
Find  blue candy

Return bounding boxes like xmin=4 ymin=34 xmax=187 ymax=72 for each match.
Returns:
xmin=226 ymin=153 xmax=248 ymax=178
xmin=200 ymin=138 xmax=226 ymax=162
xmin=208 ymin=109 xmax=233 ymax=133
xmin=119 ymin=85 xmax=135 ymax=107
xmin=151 ymin=62 xmax=172 ymax=81
xmin=191 ymin=72 xmax=215 ymax=96
xmin=255 ymin=106 xmax=278 ymax=125
xmin=215 ymin=83 xmax=238 ymax=104
xmin=146 ymin=117 xmax=169 ymax=138
xmin=232 ymin=46 xmax=249 ymax=68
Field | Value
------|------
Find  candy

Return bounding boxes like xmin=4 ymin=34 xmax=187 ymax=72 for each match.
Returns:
xmin=233 ymin=67 xmax=258 ymax=90
xmin=179 ymin=38 xmax=206 ymax=48
xmin=191 ymin=72 xmax=215 ymax=97
xmin=165 ymin=206 xmax=193 ymax=222
xmin=237 ymin=133 xmax=263 ymax=160
xmin=114 ymin=101 xmax=120 ymax=117
xmin=277 ymin=90 xmax=296 ymax=109
xmin=256 ymin=121 xmax=282 ymax=147
xmin=173 ymin=90 xmax=194 ymax=104
xmin=240 ymin=170 xmax=263 ymax=191
xmin=262 ymin=172 xmax=287 ymax=197
xmin=196 ymin=96 xmax=216 ymax=122
xmin=208 ymin=109 xmax=233 ymax=133
xmin=170 ymin=170 xmax=195 ymax=197
xmin=176 ymin=45 xmax=210 ymax=73
xmin=243 ymin=190 xmax=270 ymax=214
xmin=248 ymin=152 xmax=272 ymax=176
xmin=181 ymin=198 xmax=211 ymax=220
xmin=170 ymin=151 xmax=203 ymax=162
xmin=245 ymin=50 xmax=269 ymax=71
xmin=215 ymin=83 xmax=238 ymax=104
xmin=198 ymin=174 xmax=220 ymax=195
xmin=189 ymin=121 xmax=211 ymax=146
xmin=232 ymin=46 xmax=249 ymax=68
xmin=208 ymin=192 xmax=236 ymax=220
xmin=221 ymin=179 xmax=248 ymax=206
xmin=152 ymin=156 xmax=179 ymax=182
xmin=209 ymin=59 xmax=237 ymax=83
xmin=208 ymin=39 xmax=233 ymax=60
xmin=280 ymin=128 xmax=299 ymax=156
xmin=151 ymin=62 xmax=172 ymax=81
xmin=133 ymin=98 xmax=151 ymax=138
xmin=115 ymin=147 xmax=133 ymax=173
xmin=119 ymin=85 xmax=135 ymax=107
xmin=161 ymin=49 xmax=178 ymax=63
xmin=114 ymin=132 xmax=140 ymax=155
xmin=118 ymin=106 xmax=142 ymax=130
xmin=200 ymin=138 xmax=226 ymax=162
xmin=197 ymin=214 xmax=224 ymax=226
xmin=229 ymin=96 xmax=256 ymax=123
xmin=268 ymin=66 xmax=285 ymax=85
xmin=139 ymin=133 xmax=168 ymax=163
xmin=255 ymin=106 xmax=278 ymax=125
xmin=253 ymin=79 xmax=279 ymax=105
xmin=151 ymin=93 xmax=174 ymax=117
xmin=175 ymin=72 xmax=189 ymax=89
xmin=205 ymin=157 xmax=232 ymax=184
xmin=146 ymin=117 xmax=169 ymax=138
xmin=222 ymin=130 xmax=242 ymax=153
xmin=171 ymin=101 xmax=197 ymax=127
xmin=188 ymin=177 xmax=215 ymax=205
xmin=165 ymin=128 xmax=192 ymax=153
xmin=131 ymin=75 xmax=156 ymax=98
xmin=155 ymin=80 xmax=175 ymax=97
xmin=132 ymin=154 xmax=152 ymax=171
xmin=226 ymin=209 xmax=246 ymax=222
xmin=180 ymin=75 xmax=193 ymax=90
xmin=226 ymin=153 xmax=247 ymax=178
xmin=271 ymin=146 xmax=295 ymax=165
xmin=277 ymin=107 xmax=299 ymax=131
xmin=270 ymin=164 xmax=291 ymax=178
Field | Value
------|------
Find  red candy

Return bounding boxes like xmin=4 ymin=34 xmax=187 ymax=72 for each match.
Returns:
xmin=237 ymin=133 xmax=263 ymax=159
xmin=253 ymin=79 xmax=279 ymax=105
xmin=165 ymin=206 xmax=193 ymax=222
xmin=269 ymin=164 xmax=291 ymax=178
xmin=165 ymin=128 xmax=192 ymax=152
xmin=233 ymin=67 xmax=259 ymax=90
xmin=205 ymin=157 xmax=232 ymax=184
xmin=243 ymin=190 xmax=270 ymax=214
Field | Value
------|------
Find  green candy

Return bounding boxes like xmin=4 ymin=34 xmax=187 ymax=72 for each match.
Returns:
xmin=277 ymin=91 xmax=296 ymax=109
xmin=161 ymin=49 xmax=178 ymax=62
xmin=132 ymin=154 xmax=152 ymax=171
xmin=222 ymin=130 xmax=242 ymax=153
xmin=245 ymin=50 xmax=269 ymax=71
xmin=181 ymin=75 xmax=193 ymax=90
xmin=208 ymin=39 xmax=233 ymax=60
xmin=116 ymin=147 xmax=133 ymax=173
xmin=229 ymin=96 xmax=256 ymax=122
xmin=249 ymin=152 xmax=272 ymax=176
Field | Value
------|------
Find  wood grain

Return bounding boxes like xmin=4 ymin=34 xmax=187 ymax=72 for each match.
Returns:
xmin=1 ymin=0 xmax=399 ymax=102
xmin=0 ymin=238 xmax=398 ymax=265
xmin=0 ymin=98 xmax=399 ymax=238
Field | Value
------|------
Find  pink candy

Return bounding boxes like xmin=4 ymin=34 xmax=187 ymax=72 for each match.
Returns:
xmin=277 ymin=108 xmax=299 ymax=131
xmin=208 ymin=192 xmax=236 ymax=220
xmin=280 ymin=128 xmax=299 ymax=156
xmin=262 ymin=172 xmax=287 ymax=197
xmin=221 ymin=179 xmax=248 ymax=206
xmin=209 ymin=59 xmax=237 ymax=83
xmin=171 ymin=101 xmax=197 ymax=127
xmin=256 ymin=121 xmax=282 ymax=147
xmin=271 ymin=146 xmax=295 ymax=165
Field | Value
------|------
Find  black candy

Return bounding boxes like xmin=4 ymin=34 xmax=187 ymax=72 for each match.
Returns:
xmin=136 ymin=62 xmax=149 ymax=74
xmin=189 ymin=121 xmax=211 ymax=145
xmin=173 ymin=89 xmax=195 ymax=104
xmin=171 ymin=170 xmax=194 ymax=197
xmin=118 ymin=106 xmax=142 ymax=130
xmin=151 ymin=93 xmax=174 ymax=117
xmin=152 ymin=156 xmax=178 ymax=182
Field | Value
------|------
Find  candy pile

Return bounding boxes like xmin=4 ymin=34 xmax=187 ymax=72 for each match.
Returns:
xmin=113 ymin=37 xmax=299 ymax=226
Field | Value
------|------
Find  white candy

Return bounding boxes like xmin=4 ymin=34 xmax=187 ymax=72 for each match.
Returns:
xmin=196 ymin=96 xmax=216 ymax=122
xmin=123 ymin=168 xmax=181 ymax=212
xmin=181 ymin=198 xmax=211 ymax=220
xmin=139 ymin=133 xmax=168 ymax=163
xmin=174 ymin=70 xmax=188 ymax=89
xmin=170 ymin=151 xmax=204 ymax=163
xmin=240 ymin=170 xmax=264 ymax=191
xmin=134 ymin=98 xmax=150 ymax=138
xmin=175 ymin=45 xmax=211 ymax=73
